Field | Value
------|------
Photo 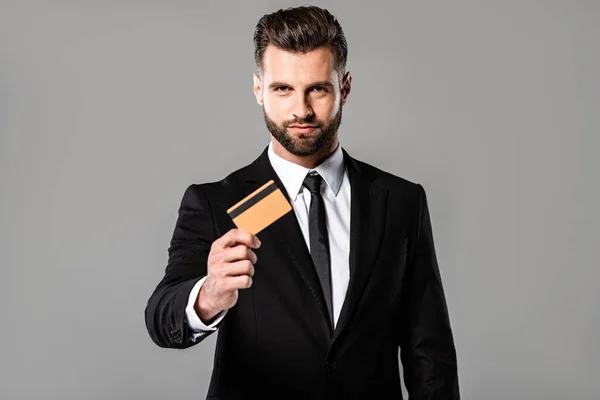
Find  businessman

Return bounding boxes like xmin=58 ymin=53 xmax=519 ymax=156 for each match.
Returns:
xmin=145 ymin=5 xmax=459 ymax=399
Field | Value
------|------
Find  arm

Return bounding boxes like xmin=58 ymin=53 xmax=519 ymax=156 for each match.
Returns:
xmin=398 ymin=184 xmax=460 ymax=399
xmin=144 ymin=184 xmax=223 ymax=349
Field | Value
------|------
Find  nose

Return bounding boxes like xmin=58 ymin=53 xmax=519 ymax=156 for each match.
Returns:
xmin=291 ymin=94 xmax=313 ymax=120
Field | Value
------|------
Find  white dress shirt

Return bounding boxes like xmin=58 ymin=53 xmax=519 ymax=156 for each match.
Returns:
xmin=185 ymin=140 xmax=351 ymax=342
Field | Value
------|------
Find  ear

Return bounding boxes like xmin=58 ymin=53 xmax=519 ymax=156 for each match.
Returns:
xmin=340 ymin=71 xmax=352 ymax=106
xmin=253 ymin=73 xmax=264 ymax=106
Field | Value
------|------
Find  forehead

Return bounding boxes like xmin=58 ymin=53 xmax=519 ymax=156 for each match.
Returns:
xmin=261 ymin=45 xmax=337 ymax=83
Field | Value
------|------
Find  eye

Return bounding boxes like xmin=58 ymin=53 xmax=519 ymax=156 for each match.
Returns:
xmin=275 ymin=86 xmax=289 ymax=93
xmin=312 ymin=86 xmax=327 ymax=93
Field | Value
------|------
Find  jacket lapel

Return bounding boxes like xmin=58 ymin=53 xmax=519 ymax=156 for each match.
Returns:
xmin=331 ymin=149 xmax=388 ymax=345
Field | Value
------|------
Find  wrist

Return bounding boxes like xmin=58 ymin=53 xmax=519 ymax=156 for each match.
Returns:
xmin=194 ymin=283 xmax=220 ymax=324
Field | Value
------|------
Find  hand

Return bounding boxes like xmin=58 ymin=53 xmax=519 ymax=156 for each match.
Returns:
xmin=194 ymin=228 xmax=261 ymax=323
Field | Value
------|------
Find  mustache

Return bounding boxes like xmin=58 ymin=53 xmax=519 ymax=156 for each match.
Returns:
xmin=283 ymin=118 xmax=321 ymax=127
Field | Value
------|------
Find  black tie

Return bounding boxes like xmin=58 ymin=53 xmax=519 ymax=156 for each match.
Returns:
xmin=303 ymin=172 xmax=334 ymax=330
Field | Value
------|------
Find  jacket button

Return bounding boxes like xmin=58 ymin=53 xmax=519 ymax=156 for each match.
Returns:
xmin=326 ymin=361 xmax=337 ymax=371
xmin=170 ymin=329 xmax=182 ymax=341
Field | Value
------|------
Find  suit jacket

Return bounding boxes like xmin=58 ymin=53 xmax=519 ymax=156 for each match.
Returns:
xmin=145 ymin=146 xmax=459 ymax=400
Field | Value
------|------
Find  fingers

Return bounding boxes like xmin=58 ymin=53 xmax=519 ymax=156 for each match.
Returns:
xmin=224 ymin=274 xmax=253 ymax=290
xmin=217 ymin=228 xmax=261 ymax=250
xmin=221 ymin=244 xmax=257 ymax=264
xmin=221 ymin=259 xmax=255 ymax=279
xmin=208 ymin=262 xmax=254 ymax=298
xmin=206 ymin=229 xmax=259 ymax=295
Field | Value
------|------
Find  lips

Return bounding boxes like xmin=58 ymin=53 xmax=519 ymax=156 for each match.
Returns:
xmin=288 ymin=125 xmax=317 ymax=133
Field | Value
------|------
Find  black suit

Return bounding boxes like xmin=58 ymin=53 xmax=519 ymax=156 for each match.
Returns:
xmin=145 ymin=146 xmax=459 ymax=399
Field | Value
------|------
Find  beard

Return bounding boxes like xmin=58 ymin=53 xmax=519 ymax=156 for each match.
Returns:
xmin=263 ymin=103 xmax=342 ymax=157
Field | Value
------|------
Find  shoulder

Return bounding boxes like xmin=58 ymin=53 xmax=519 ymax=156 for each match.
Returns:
xmin=347 ymin=154 xmax=426 ymax=205
xmin=179 ymin=157 xmax=257 ymax=202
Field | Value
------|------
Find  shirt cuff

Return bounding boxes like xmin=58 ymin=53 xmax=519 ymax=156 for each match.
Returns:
xmin=185 ymin=276 xmax=228 ymax=332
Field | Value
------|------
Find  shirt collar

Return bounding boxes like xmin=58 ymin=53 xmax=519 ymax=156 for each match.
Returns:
xmin=267 ymin=140 xmax=345 ymax=201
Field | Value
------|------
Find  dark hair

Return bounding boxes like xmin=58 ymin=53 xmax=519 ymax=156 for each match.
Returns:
xmin=253 ymin=6 xmax=348 ymax=78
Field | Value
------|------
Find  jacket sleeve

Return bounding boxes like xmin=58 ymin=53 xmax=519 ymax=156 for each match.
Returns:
xmin=144 ymin=184 xmax=222 ymax=349
xmin=398 ymin=184 xmax=460 ymax=399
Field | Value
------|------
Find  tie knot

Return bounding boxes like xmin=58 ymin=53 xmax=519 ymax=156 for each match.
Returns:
xmin=302 ymin=172 xmax=323 ymax=194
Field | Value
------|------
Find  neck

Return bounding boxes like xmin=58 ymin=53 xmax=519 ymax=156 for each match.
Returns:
xmin=271 ymin=137 xmax=339 ymax=169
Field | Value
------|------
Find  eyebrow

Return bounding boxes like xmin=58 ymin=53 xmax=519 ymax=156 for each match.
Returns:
xmin=268 ymin=81 xmax=335 ymax=90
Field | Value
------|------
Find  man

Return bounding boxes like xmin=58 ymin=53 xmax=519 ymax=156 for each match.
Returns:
xmin=145 ymin=5 xmax=459 ymax=399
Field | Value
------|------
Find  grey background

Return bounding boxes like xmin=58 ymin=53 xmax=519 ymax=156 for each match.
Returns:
xmin=1 ymin=1 xmax=598 ymax=399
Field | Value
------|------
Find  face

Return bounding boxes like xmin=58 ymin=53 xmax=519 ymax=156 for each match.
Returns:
xmin=253 ymin=45 xmax=351 ymax=157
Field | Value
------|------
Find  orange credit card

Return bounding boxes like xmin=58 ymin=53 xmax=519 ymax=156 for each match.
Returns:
xmin=227 ymin=180 xmax=292 ymax=235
